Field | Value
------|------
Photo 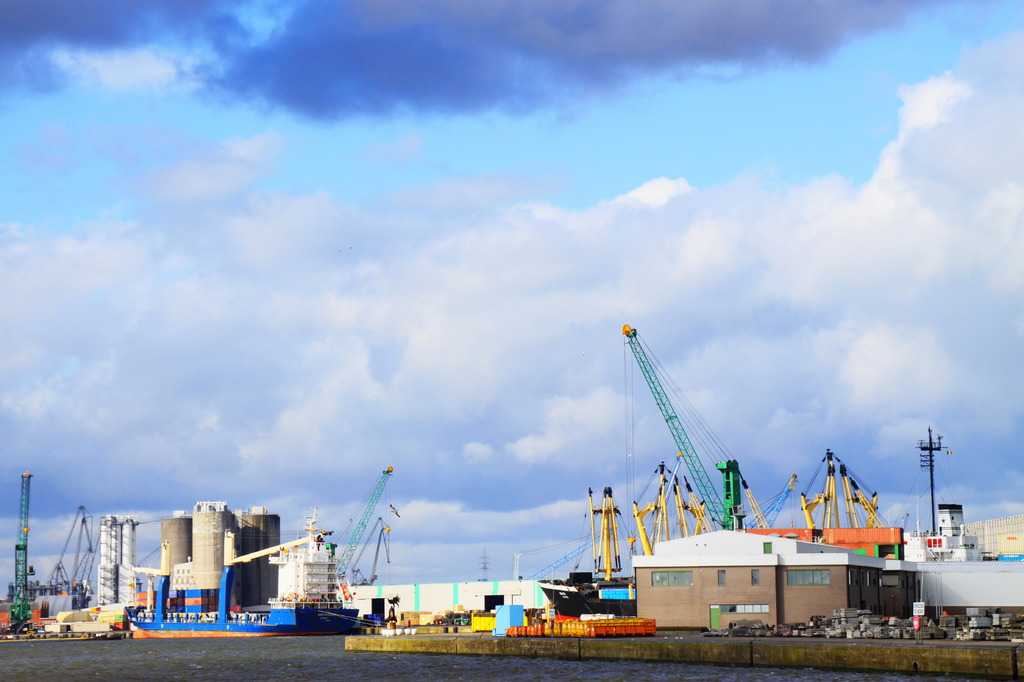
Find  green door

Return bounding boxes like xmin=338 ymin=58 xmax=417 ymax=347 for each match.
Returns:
xmin=709 ymin=605 xmax=721 ymax=629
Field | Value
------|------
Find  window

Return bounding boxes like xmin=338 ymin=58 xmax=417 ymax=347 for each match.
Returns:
xmin=716 ymin=604 xmax=770 ymax=614
xmin=652 ymin=570 xmax=693 ymax=587
xmin=763 ymin=542 xmax=773 ymax=554
xmin=718 ymin=570 xmax=727 ymax=586
xmin=787 ymin=568 xmax=831 ymax=586
xmin=751 ymin=569 xmax=760 ymax=586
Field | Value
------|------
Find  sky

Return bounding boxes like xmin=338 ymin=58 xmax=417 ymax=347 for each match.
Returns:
xmin=3 ymin=0 xmax=1024 ymax=591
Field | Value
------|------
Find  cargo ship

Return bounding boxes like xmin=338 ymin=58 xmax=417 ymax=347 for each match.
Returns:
xmin=128 ymin=510 xmax=360 ymax=638
xmin=539 ymin=573 xmax=637 ymax=619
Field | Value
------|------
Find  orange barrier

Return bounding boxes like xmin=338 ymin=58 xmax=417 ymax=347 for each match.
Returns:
xmin=506 ymin=618 xmax=656 ymax=638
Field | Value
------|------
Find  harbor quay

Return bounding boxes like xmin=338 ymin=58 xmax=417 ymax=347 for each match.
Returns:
xmin=346 ymin=633 xmax=1024 ymax=680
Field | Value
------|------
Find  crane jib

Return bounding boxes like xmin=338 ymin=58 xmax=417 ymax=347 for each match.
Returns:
xmin=623 ymin=326 xmax=728 ymax=529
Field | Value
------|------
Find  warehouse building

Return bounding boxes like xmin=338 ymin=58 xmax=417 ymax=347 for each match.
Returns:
xmin=633 ymin=530 xmax=915 ymax=629
xmin=348 ymin=579 xmax=547 ymax=623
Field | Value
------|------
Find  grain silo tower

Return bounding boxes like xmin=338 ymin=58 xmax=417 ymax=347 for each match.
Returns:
xmin=160 ymin=511 xmax=193 ymax=568
xmin=235 ymin=506 xmax=281 ymax=607
xmin=192 ymin=501 xmax=234 ymax=590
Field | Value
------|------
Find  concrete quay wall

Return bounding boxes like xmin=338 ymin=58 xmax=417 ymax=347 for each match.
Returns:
xmin=345 ymin=635 xmax=1022 ymax=679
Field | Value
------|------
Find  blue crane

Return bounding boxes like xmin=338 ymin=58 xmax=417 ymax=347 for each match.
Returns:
xmin=761 ymin=474 xmax=798 ymax=527
xmin=337 ymin=466 xmax=394 ymax=581
xmin=525 ymin=539 xmax=593 ymax=581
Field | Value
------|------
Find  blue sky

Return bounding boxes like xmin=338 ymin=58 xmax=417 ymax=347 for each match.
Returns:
xmin=3 ymin=0 xmax=1024 ymax=589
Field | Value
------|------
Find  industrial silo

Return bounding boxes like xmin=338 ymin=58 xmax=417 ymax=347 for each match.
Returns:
xmin=192 ymin=501 xmax=234 ymax=590
xmin=235 ymin=507 xmax=281 ymax=607
xmin=160 ymin=512 xmax=193 ymax=570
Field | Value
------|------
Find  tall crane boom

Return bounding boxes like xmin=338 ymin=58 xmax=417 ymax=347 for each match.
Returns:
xmin=12 ymin=471 xmax=34 ymax=632
xmin=337 ymin=466 xmax=394 ymax=580
xmin=623 ymin=325 xmax=727 ymax=528
xmin=524 ymin=539 xmax=592 ymax=581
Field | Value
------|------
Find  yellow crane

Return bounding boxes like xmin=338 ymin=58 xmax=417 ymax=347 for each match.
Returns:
xmin=801 ymin=450 xmax=881 ymax=529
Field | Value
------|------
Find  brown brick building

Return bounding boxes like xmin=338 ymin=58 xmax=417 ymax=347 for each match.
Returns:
xmin=633 ymin=531 xmax=914 ymax=629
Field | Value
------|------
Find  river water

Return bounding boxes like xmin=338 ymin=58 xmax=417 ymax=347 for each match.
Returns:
xmin=1 ymin=636 xmax=992 ymax=681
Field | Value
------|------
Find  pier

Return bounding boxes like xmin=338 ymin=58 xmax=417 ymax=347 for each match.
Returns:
xmin=346 ymin=633 xmax=1024 ymax=679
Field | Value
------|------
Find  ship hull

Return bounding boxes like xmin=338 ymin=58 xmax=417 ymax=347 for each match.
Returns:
xmin=131 ymin=607 xmax=360 ymax=638
xmin=539 ymin=582 xmax=636 ymax=619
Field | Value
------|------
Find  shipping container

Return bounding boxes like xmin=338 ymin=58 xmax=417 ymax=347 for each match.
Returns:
xmin=744 ymin=528 xmax=819 ymax=542
xmin=998 ymin=535 xmax=1024 ymax=554
xmin=821 ymin=527 xmax=903 ymax=545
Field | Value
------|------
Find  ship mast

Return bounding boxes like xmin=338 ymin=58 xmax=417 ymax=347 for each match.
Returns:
xmin=917 ymin=427 xmax=944 ymax=534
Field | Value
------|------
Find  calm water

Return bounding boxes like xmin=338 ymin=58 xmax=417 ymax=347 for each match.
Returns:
xmin=0 ymin=636 xmax=991 ymax=681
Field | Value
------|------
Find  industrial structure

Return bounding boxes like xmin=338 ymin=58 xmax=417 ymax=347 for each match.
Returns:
xmin=97 ymin=515 xmax=139 ymax=606
xmin=9 ymin=471 xmax=34 ymax=632
xmin=146 ymin=502 xmax=281 ymax=609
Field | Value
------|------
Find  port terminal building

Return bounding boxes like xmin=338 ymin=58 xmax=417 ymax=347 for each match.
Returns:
xmin=632 ymin=529 xmax=1024 ymax=629
xmin=633 ymin=530 xmax=916 ymax=629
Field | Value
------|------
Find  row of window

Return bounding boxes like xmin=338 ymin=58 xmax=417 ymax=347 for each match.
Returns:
xmin=713 ymin=604 xmax=770 ymax=613
xmin=651 ymin=568 xmax=832 ymax=587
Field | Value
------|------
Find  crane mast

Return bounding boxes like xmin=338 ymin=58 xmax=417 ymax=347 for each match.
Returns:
xmin=12 ymin=471 xmax=34 ymax=633
xmin=337 ymin=466 xmax=394 ymax=581
xmin=623 ymin=325 xmax=729 ymax=528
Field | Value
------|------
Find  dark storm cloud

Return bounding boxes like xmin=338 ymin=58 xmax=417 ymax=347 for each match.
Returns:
xmin=0 ymin=0 xmax=239 ymax=90
xmin=0 ymin=0 xmax=972 ymax=116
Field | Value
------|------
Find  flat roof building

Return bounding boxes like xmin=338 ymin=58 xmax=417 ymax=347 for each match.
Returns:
xmin=633 ymin=531 xmax=914 ymax=629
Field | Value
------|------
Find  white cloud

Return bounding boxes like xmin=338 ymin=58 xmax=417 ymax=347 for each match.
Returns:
xmin=8 ymin=30 xmax=1024 ymax=583
xmin=145 ymin=133 xmax=284 ymax=203
xmin=51 ymin=48 xmax=201 ymax=92
xmin=506 ymin=387 xmax=620 ymax=465
xmin=614 ymin=176 xmax=693 ymax=208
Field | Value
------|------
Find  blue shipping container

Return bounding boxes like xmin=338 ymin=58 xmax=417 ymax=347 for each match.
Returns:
xmin=599 ymin=588 xmax=633 ymax=600
xmin=998 ymin=554 xmax=1024 ymax=561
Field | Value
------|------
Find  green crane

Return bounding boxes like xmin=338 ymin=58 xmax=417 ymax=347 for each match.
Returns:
xmin=337 ymin=466 xmax=394 ymax=581
xmin=12 ymin=471 xmax=35 ymax=633
xmin=623 ymin=325 xmax=740 ymax=530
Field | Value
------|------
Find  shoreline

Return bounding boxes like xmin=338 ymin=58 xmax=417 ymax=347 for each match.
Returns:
xmin=346 ymin=633 xmax=1023 ymax=679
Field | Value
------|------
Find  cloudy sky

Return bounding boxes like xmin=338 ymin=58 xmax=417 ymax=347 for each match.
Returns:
xmin=3 ymin=0 xmax=1024 ymax=590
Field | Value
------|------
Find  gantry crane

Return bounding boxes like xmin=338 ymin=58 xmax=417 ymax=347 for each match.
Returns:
xmin=337 ymin=466 xmax=394 ymax=581
xmin=11 ymin=471 xmax=35 ymax=633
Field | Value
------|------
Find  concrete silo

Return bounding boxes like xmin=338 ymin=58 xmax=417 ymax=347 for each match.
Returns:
xmin=160 ymin=512 xmax=193 ymax=570
xmin=192 ymin=501 xmax=234 ymax=590
xmin=235 ymin=506 xmax=282 ymax=607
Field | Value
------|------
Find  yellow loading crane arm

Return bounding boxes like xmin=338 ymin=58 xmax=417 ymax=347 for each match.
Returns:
xmin=224 ymin=534 xmax=314 ymax=566
xmin=852 ymin=484 xmax=881 ymax=528
xmin=631 ymin=501 xmax=656 ymax=556
xmin=130 ymin=541 xmax=172 ymax=577
xmin=742 ymin=478 xmax=770 ymax=529
xmin=840 ymin=463 xmax=861 ymax=528
xmin=800 ymin=492 xmax=825 ymax=530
